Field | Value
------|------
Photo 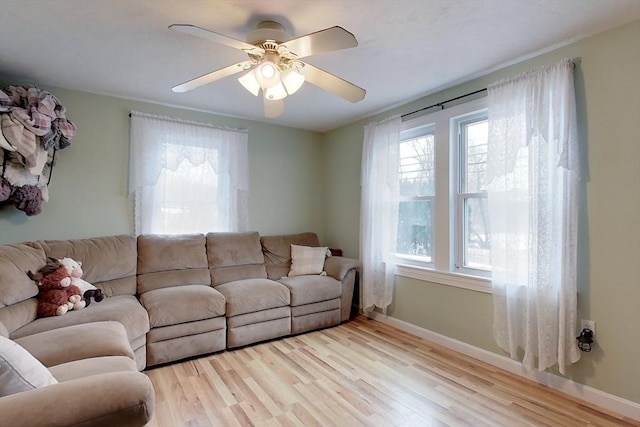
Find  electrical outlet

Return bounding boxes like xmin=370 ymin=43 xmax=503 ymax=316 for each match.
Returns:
xmin=581 ymin=319 xmax=596 ymax=338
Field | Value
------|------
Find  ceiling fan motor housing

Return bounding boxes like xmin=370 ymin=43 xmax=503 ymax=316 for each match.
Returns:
xmin=247 ymin=21 xmax=291 ymax=46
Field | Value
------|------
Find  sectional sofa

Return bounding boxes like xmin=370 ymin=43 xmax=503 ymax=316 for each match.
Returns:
xmin=0 ymin=231 xmax=360 ymax=427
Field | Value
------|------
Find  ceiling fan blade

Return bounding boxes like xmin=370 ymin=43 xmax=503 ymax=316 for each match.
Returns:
xmin=169 ymin=24 xmax=264 ymax=55
xmin=264 ymin=98 xmax=284 ymax=118
xmin=172 ymin=61 xmax=253 ymax=93
xmin=281 ymin=26 xmax=357 ymax=59
xmin=302 ymin=63 xmax=366 ymax=103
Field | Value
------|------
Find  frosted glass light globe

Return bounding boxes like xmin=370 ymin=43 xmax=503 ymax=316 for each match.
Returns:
xmin=255 ymin=62 xmax=280 ymax=89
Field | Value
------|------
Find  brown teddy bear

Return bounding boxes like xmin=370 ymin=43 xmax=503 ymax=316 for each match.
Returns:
xmin=28 ymin=257 xmax=87 ymax=317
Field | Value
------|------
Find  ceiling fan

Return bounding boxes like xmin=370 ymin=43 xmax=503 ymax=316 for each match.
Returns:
xmin=169 ymin=21 xmax=366 ymax=118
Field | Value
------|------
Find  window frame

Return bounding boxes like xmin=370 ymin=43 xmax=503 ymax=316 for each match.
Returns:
xmin=395 ymin=122 xmax=436 ymax=267
xmin=395 ymin=97 xmax=492 ymax=293
xmin=453 ymin=111 xmax=491 ymax=278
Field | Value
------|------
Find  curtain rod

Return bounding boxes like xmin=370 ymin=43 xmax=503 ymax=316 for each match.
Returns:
xmin=401 ymin=87 xmax=487 ymax=119
xmin=128 ymin=110 xmax=247 ymax=134
xmin=402 ymin=58 xmax=581 ymax=119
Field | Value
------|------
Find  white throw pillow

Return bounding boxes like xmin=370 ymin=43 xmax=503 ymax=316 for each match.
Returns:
xmin=288 ymin=244 xmax=331 ymax=277
xmin=0 ymin=321 xmax=8 ymax=338
xmin=0 ymin=335 xmax=58 ymax=397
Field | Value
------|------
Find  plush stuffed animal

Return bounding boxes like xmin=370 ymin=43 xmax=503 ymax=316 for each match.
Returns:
xmin=58 ymin=257 xmax=105 ymax=305
xmin=28 ymin=258 xmax=86 ymax=317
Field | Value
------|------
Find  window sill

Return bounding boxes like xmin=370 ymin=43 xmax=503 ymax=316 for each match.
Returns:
xmin=395 ymin=264 xmax=492 ymax=294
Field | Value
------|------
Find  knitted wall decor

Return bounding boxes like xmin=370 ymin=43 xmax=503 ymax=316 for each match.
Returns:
xmin=0 ymin=85 xmax=76 ymax=215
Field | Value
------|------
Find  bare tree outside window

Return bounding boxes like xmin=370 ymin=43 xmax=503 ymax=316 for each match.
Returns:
xmin=397 ymin=133 xmax=435 ymax=262
xmin=459 ymin=119 xmax=490 ymax=271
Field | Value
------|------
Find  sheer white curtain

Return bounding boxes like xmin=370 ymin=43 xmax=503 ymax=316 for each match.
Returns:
xmin=486 ymin=59 xmax=581 ymax=374
xmin=360 ymin=116 xmax=402 ymax=312
xmin=129 ymin=111 xmax=249 ymax=235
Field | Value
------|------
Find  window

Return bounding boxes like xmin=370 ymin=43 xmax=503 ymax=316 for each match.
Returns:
xmin=396 ymin=125 xmax=435 ymax=264
xmin=148 ymin=146 xmax=219 ymax=234
xmin=129 ymin=111 xmax=249 ymax=235
xmin=455 ymin=113 xmax=490 ymax=276
xmin=395 ymin=97 xmax=491 ymax=291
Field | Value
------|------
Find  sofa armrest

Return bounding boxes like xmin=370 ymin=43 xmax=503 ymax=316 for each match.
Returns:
xmin=324 ymin=256 xmax=360 ymax=282
xmin=324 ymin=256 xmax=360 ymax=322
xmin=0 ymin=371 xmax=155 ymax=427
xmin=14 ymin=321 xmax=134 ymax=367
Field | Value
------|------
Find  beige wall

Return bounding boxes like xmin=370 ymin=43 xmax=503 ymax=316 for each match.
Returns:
xmin=323 ymin=20 xmax=640 ymax=403
xmin=0 ymin=88 xmax=325 ymax=243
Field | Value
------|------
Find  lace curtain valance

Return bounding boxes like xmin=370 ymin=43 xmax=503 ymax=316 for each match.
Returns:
xmin=129 ymin=111 xmax=249 ymax=235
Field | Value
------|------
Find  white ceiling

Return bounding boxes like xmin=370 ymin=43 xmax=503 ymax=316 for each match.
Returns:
xmin=1 ymin=0 xmax=638 ymax=132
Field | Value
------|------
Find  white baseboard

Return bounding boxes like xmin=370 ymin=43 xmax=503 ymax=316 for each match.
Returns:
xmin=364 ymin=311 xmax=640 ymax=422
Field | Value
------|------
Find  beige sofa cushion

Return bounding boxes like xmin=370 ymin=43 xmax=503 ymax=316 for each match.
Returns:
xmin=278 ymin=275 xmax=342 ymax=307
xmin=0 ymin=242 xmax=44 ymax=308
xmin=137 ymin=268 xmax=211 ymax=294
xmin=14 ymin=321 xmax=134 ymax=367
xmin=216 ymin=278 xmax=290 ymax=317
xmin=147 ymin=317 xmax=226 ymax=343
xmin=261 ymin=232 xmax=320 ymax=279
xmin=206 ymin=231 xmax=265 ymax=267
xmin=0 ymin=299 xmax=38 ymax=336
xmin=291 ymin=299 xmax=341 ymax=317
xmin=49 ymin=355 xmax=138 ymax=382
xmin=207 ymin=232 xmax=267 ymax=286
xmin=0 ymin=335 xmax=57 ymax=397
xmin=0 ymin=371 xmax=155 ymax=427
xmin=137 ymin=234 xmax=208 ymax=274
xmin=0 ymin=243 xmax=43 ymax=334
xmin=36 ymin=235 xmax=137 ymax=296
xmin=10 ymin=295 xmax=149 ymax=342
xmin=140 ymin=285 xmax=226 ymax=328
xmin=137 ymin=234 xmax=209 ymax=294
xmin=226 ymin=306 xmax=290 ymax=329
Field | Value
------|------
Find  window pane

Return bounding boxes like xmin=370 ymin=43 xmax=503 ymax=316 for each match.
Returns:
xmin=399 ymin=135 xmax=435 ymax=197
xmin=464 ymin=197 xmax=490 ymax=270
xmin=464 ymin=120 xmax=488 ymax=193
xmin=151 ymin=158 xmax=219 ymax=234
xmin=397 ymin=200 xmax=432 ymax=261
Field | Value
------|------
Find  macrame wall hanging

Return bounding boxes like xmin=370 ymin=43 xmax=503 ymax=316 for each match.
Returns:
xmin=0 ymin=85 xmax=76 ymax=216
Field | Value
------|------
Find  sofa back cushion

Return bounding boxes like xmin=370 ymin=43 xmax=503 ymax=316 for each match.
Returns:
xmin=0 ymin=243 xmax=45 ymax=334
xmin=37 ymin=235 xmax=137 ymax=297
xmin=137 ymin=234 xmax=210 ymax=294
xmin=260 ymin=233 xmax=320 ymax=280
xmin=0 ymin=243 xmax=43 ymax=308
xmin=206 ymin=232 xmax=267 ymax=286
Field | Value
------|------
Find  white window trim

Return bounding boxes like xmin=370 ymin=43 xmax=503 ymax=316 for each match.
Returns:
xmin=395 ymin=252 xmax=434 ymax=267
xmin=452 ymin=111 xmax=490 ymax=278
xmin=454 ymin=192 xmax=490 ymax=277
xmin=395 ymin=263 xmax=491 ymax=294
xmin=398 ymin=96 xmax=491 ymax=292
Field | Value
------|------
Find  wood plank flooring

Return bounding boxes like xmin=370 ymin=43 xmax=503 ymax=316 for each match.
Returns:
xmin=144 ymin=316 xmax=639 ymax=427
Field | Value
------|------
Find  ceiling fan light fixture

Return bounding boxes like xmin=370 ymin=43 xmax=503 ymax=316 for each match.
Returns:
xmin=238 ymin=70 xmax=260 ymax=96
xmin=264 ymin=81 xmax=287 ymax=100
xmin=281 ymin=67 xmax=305 ymax=95
xmin=255 ymin=61 xmax=280 ymax=88
xmin=169 ymin=21 xmax=366 ymax=119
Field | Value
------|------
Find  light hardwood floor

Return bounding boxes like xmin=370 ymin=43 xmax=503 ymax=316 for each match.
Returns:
xmin=145 ymin=316 xmax=638 ymax=427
